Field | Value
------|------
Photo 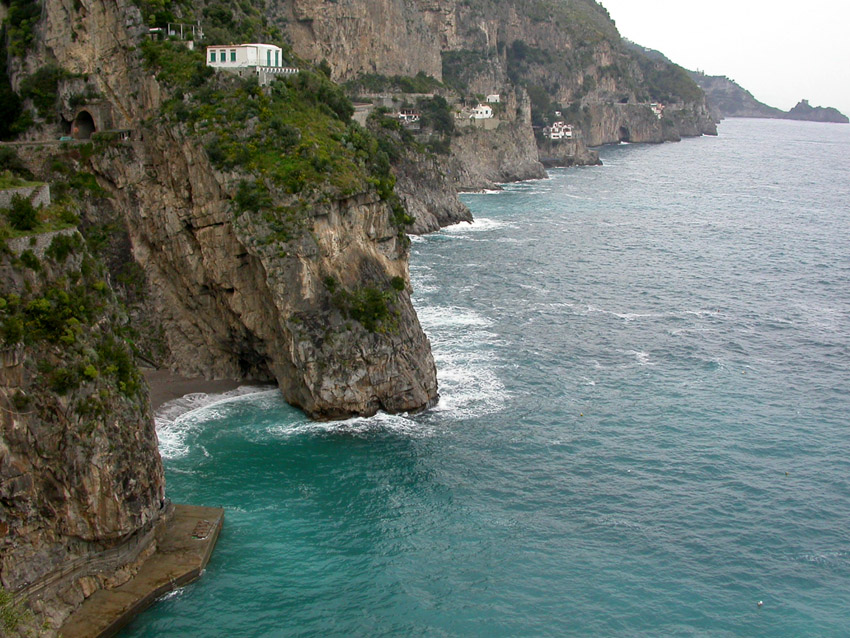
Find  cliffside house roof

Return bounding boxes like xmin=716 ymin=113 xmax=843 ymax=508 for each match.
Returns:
xmin=470 ymin=104 xmax=494 ymax=119
xmin=486 ymin=94 xmax=501 ymax=103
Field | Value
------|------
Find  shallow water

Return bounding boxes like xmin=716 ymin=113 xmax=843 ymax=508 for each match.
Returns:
xmin=123 ymin=119 xmax=850 ymax=637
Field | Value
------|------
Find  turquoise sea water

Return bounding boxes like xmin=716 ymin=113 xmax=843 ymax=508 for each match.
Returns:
xmin=123 ymin=119 xmax=850 ymax=637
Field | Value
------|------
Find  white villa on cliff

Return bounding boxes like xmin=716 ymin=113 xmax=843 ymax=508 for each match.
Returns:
xmin=470 ymin=104 xmax=494 ymax=119
xmin=544 ymin=121 xmax=573 ymax=140
xmin=206 ymin=44 xmax=298 ymax=84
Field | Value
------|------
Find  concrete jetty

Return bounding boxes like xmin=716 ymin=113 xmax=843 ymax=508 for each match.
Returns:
xmin=58 ymin=504 xmax=224 ymax=638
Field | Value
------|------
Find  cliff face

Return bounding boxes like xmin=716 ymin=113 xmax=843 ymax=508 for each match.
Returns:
xmin=277 ymin=0 xmax=443 ymax=81
xmin=583 ymin=101 xmax=716 ymax=145
xmin=391 ymin=146 xmax=473 ymax=234
xmin=272 ymin=0 xmax=716 ymax=184
xmin=18 ymin=0 xmax=439 ymax=419
xmin=0 ymin=230 xmax=166 ymax=634
xmin=98 ymin=131 xmax=437 ymax=418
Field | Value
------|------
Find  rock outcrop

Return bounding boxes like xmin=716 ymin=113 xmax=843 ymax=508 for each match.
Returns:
xmin=785 ymin=99 xmax=848 ymax=124
xmin=449 ymin=89 xmax=546 ymax=190
xmin=392 ymin=147 xmax=473 ymax=234
xmin=538 ymin=138 xmax=600 ymax=168
xmin=0 ymin=230 xmax=167 ymax=635
xmin=98 ymin=130 xmax=438 ymax=418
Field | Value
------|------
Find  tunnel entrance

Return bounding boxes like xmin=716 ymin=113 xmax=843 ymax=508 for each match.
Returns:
xmin=618 ymin=126 xmax=631 ymax=143
xmin=72 ymin=110 xmax=96 ymax=140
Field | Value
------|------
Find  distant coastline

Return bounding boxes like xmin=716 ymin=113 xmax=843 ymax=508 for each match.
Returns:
xmin=688 ymin=71 xmax=849 ymax=124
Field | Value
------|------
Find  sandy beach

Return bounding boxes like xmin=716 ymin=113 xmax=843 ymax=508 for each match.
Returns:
xmin=142 ymin=369 xmax=273 ymax=412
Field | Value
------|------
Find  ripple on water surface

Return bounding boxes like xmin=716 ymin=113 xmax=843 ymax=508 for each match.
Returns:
xmin=126 ymin=119 xmax=850 ymax=638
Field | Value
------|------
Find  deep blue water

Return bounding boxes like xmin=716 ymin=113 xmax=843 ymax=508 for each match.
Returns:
xmin=123 ymin=118 xmax=850 ymax=637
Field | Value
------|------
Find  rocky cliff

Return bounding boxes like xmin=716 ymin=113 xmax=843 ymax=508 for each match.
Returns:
xmin=1 ymin=0 xmax=442 ymax=630
xmin=6 ymin=0 xmax=439 ymax=419
xmin=0 ymin=229 xmax=167 ymax=635
xmin=448 ymin=89 xmax=546 ymax=190
xmin=273 ymin=0 xmax=716 ymax=185
xmin=389 ymin=141 xmax=473 ymax=234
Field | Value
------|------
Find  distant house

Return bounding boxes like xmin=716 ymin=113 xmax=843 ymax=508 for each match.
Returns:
xmin=398 ymin=109 xmax=421 ymax=125
xmin=650 ymin=102 xmax=665 ymax=119
xmin=206 ymin=44 xmax=298 ymax=84
xmin=544 ymin=121 xmax=573 ymax=140
xmin=470 ymin=104 xmax=494 ymax=119
xmin=486 ymin=94 xmax=501 ymax=104
xmin=149 ymin=22 xmax=203 ymax=45
xmin=207 ymin=43 xmax=284 ymax=68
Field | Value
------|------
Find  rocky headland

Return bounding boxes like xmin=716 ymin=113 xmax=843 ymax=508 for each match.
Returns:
xmin=689 ymin=72 xmax=849 ymax=124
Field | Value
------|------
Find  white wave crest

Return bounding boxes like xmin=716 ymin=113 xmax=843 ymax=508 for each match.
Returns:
xmin=416 ymin=305 xmax=493 ymax=329
xmin=155 ymin=386 xmax=278 ymax=460
xmin=266 ymin=410 xmax=435 ymax=439
xmin=439 ymin=218 xmax=509 ymax=233
xmin=624 ymin=350 xmax=655 ymax=367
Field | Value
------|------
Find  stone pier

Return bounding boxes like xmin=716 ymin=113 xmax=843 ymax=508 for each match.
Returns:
xmin=58 ymin=505 xmax=224 ymax=638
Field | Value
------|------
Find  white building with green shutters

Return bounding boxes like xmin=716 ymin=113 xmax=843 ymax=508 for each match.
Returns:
xmin=206 ymin=44 xmax=298 ymax=84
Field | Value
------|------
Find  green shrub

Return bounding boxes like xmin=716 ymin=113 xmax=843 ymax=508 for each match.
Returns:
xmin=343 ymin=286 xmax=394 ymax=332
xmin=11 ymin=390 xmax=30 ymax=410
xmin=45 ymin=233 xmax=81 ymax=261
xmin=332 ymin=283 xmax=403 ymax=333
xmin=345 ymin=71 xmax=443 ymax=95
xmin=5 ymin=194 xmax=38 ymax=231
xmin=68 ymin=172 xmax=105 ymax=196
xmin=417 ymin=96 xmax=454 ymax=135
xmin=19 ymin=249 xmax=40 ymax=271
xmin=234 ymin=179 xmax=273 ymax=214
xmin=5 ymin=0 xmax=41 ymax=57
xmin=18 ymin=65 xmax=75 ymax=120
xmin=0 ymin=147 xmax=32 ymax=178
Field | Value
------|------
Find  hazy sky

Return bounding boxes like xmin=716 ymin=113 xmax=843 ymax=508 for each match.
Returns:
xmin=597 ymin=0 xmax=850 ymax=117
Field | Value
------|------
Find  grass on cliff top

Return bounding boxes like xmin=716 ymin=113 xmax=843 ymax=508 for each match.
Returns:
xmin=144 ymin=40 xmax=401 ymax=206
xmin=0 ymin=199 xmax=80 ymax=242
xmin=0 ymin=235 xmax=144 ymax=401
xmin=0 ymin=172 xmax=41 ymax=190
